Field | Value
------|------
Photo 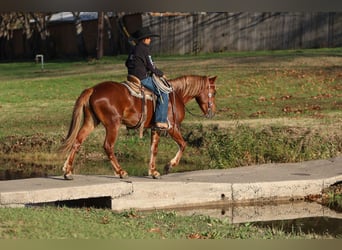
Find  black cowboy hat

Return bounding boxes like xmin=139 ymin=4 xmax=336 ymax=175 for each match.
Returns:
xmin=132 ymin=27 xmax=160 ymax=40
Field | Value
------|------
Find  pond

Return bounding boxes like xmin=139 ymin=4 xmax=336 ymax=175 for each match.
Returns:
xmin=0 ymin=167 xmax=49 ymax=180
xmin=171 ymin=200 xmax=342 ymax=237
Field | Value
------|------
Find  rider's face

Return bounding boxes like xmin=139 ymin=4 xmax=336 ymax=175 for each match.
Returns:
xmin=143 ymin=37 xmax=151 ymax=45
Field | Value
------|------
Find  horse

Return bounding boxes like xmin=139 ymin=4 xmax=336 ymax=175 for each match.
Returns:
xmin=60 ymin=75 xmax=217 ymax=180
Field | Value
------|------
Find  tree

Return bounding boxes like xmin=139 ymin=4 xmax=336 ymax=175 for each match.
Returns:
xmin=96 ymin=11 xmax=104 ymax=59
xmin=21 ymin=12 xmax=34 ymax=58
xmin=104 ymin=12 xmax=116 ymax=55
xmin=29 ymin=12 xmax=53 ymax=58
xmin=72 ymin=12 xmax=88 ymax=58
xmin=0 ymin=12 xmax=56 ymax=60
xmin=0 ymin=12 xmax=20 ymax=59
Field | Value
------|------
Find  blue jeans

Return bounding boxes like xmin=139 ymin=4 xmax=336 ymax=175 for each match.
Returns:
xmin=141 ymin=76 xmax=169 ymax=123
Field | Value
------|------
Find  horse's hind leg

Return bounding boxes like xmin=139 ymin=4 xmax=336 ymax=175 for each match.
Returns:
xmin=103 ymin=125 xmax=128 ymax=178
xmin=63 ymin=117 xmax=95 ymax=180
xmin=148 ymin=129 xmax=162 ymax=179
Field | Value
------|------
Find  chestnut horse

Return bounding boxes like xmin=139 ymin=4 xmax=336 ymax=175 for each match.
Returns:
xmin=60 ymin=75 xmax=217 ymax=179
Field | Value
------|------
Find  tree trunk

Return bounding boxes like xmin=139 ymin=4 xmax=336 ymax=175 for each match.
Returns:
xmin=22 ymin=13 xmax=34 ymax=58
xmin=73 ymin=12 xmax=88 ymax=58
xmin=97 ymin=12 xmax=104 ymax=59
xmin=104 ymin=13 xmax=116 ymax=55
xmin=30 ymin=13 xmax=52 ymax=58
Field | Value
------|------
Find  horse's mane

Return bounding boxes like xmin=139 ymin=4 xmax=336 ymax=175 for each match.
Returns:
xmin=169 ymin=75 xmax=207 ymax=97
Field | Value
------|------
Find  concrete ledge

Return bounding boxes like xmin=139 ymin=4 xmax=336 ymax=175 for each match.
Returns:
xmin=231 ymin=179 xmax=324 ymax=201
xmin=111 ymin=182 xmax=232 ymax=211
xmin=110 ymin=177 xmax=342 ymax=211
xmin=1 ymin=157 xmax=341 ymax=211
xmin=0 ymin=175 xmax=133 ymax=207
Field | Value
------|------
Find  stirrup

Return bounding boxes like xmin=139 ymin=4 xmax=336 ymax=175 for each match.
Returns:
xmin=153 ymin=121 xmax=172 ymax=131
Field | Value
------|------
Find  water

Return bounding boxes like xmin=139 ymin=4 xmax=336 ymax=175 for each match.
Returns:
xmin=171 ymin=203 xmax=342 ymax=235
xmin=0 ymin=166 xmax=49 ymax=180
xmin=165 ymin=200 xmax=342 ymax=237
xmin=0 ymin=160 xmax=147 ymax=181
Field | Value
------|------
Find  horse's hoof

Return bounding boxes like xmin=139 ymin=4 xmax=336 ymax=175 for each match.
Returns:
xmin=148 ymin=169 xmax=161 ymax=179
xmin=152 ymin=174 xmax=161 ymax=179
xmin=163 ymin=164 xmax=172 ymax=175
xmin=119 ymin=171 xmax=129 ymax=179
xmin=64 ymin=174 xmax=74 ymax=180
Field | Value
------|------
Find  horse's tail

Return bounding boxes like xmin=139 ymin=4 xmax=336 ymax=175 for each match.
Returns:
xmin=60 ymin=87 xmax=94 ymax=154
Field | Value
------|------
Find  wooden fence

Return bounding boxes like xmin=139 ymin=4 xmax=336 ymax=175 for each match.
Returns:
xmin=1 ymin=12 xmax=341 ymax=60
xmin=144 ymin=12 xmax=342 ymax=54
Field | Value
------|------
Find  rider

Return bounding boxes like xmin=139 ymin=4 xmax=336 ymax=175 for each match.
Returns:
xmin=125 ymin=27 xmax=169 ymax=130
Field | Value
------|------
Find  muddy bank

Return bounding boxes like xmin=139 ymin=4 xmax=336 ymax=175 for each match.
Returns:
xmin=306 ymin=182 xmax=342 ymax=212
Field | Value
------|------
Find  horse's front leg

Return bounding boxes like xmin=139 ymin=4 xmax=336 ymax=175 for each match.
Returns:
xmin=164 ymin=127 xmax=186 ymax=175
xmin=104 ymin=125 xmax=128 ymax=179
xmin=148 ymin=129 xmax=161 ymax=179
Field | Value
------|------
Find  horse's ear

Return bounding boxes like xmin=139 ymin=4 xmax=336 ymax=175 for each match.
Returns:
xmin=209 ymin=76 xmax=217 ymax=82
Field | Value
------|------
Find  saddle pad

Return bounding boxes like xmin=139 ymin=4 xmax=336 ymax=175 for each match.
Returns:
xmin=120 ymin=81 xmax=154 ymax=101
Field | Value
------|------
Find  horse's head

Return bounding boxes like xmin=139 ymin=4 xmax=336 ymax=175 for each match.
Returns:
xmin=196 ymin=76 xmax=217 ymax=118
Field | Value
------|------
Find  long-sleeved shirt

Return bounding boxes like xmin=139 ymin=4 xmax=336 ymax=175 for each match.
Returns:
xmin=125 ymin=42 xmax=163 ymax=80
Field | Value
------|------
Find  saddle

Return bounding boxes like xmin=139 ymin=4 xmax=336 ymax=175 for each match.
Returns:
xmin=121 ymin=75 xmax=156 ymax=138
xmin=122 ymin=75 xmax=154 ymax=101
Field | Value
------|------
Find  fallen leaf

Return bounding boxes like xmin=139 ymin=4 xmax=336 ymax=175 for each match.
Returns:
xmin=148 ymin=227 xmax=161 ymax=233
xmin=249 ymin=111 xmax=266 ymax=117
xmin=187 ymin=233 xmax=207 ymax=239
xmin=280 ymin=95 xmax=292 ymax=100
xmin=258 ymin=96 xmax=267 ymax=101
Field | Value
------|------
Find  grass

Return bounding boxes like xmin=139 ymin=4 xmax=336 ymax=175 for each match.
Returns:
xmin=0 ymin=48 xmax=341 ymax=177
xmin=0 ymin=206 xmax=335 ymax=239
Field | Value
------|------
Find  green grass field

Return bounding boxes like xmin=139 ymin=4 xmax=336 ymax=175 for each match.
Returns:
xmin=1 ymin=49 xmax=341 ymax=177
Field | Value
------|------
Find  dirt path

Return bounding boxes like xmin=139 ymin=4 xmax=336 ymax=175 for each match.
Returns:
xmin=183 ymin=117 xmax=342 ymax=135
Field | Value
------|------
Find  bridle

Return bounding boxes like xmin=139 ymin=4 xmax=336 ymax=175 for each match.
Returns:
xmin=184 ymin=77 xmax=216 ymax=118
xmin=206 ymin=80 xmax=216 ymax=118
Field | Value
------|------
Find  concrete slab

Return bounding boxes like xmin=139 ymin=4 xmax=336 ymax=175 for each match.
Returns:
xmin=0 ymin=157 xmax=341 ymax=211
xmin=111 ymin=157 xmax=342 ymax=211
xmin=0 ymin=175 xmax=133 ymax=207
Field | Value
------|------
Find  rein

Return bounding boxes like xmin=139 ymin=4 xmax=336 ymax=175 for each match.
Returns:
xmin=184 ymin=103 xmax=205 ymax=118
xmin=152 ymin=74 xmax=173 ymax=94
